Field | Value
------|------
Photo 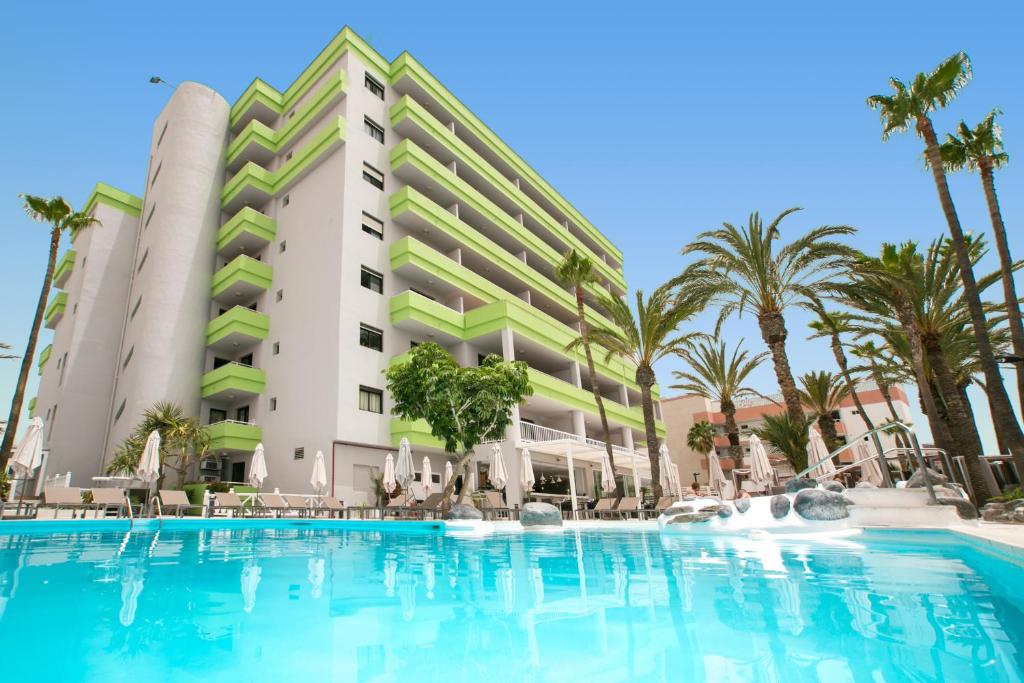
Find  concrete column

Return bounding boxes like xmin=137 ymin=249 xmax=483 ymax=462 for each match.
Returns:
xmin=447 ymin=202 xmax=459 ymax=219
xmin=621 ymin=427 xmax=634 ymax=451
xmin=572 ymin=410 xmax=586 ymax=439
xmin=618 ymin=385 xmax=630 ymax=407
xmin=500 ymin=328 xmax=515 ymax=361
xmin=517 ymin=290 xmax=531 ymax=304
xmin=567 ymin=441 xmax=578 ymax=521
xmin=569 ymin=361 xmax=582 ymax=389
xmin=447 ymin=160 xmax=457 ymax=175
xmin=447 ymin=247 xmax=462 ymax=265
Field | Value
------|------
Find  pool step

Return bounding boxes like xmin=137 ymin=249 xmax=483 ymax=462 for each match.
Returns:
xmin=849 ymin=504 xmax=963 ymax=528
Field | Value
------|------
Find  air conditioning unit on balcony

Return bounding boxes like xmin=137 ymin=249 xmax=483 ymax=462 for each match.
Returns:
xmin=200 ymin=458 xmax=221 ymax=472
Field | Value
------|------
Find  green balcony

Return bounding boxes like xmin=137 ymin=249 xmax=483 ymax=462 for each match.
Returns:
xmin=44 ymin=291 xmax=67 ymax=329
xmin=211 ymin=255 xmax=273 ymax=304
xmin=217 ymin=207 xmax=277 ymax=257
xmin=205 ymin=420 xmax=263 ymax=454
xmin=206 ymin=306 xmax=269 ymax=352
xmin=53 ymin=250 xmax=76 ymax=288
xmin=27 ymin=397 xmax=36 ymax=417
xmin=201 ymin=362 xmax=266 ymax=401
xmin=37 ymin=344 xmax=51 ymax=376
xmin=390 ymin=418 xmax=445 ymax=450
xmin=230 ymin=78 xmax=282 ymax=132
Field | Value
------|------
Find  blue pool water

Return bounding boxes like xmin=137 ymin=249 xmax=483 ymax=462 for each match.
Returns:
xmin=0 ymin=523 xmax=1022 ymax=682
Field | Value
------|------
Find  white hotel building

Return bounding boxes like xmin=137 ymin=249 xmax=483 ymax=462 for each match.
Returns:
xmin=31 ymin=27 xmax=665 ymax=506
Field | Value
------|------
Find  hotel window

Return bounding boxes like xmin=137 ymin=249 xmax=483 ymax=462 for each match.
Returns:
xmin=272 ymin=342 xmax=280 ymax=355
xmin=365 ymin=73 xmax=385 ymax=99
xmin=130 ymin=296 xmax=143 ymax=320
xmin=359 ymin=386 xmax=383 ymax=414
xmin=361 ymin=266 xmax=383 ymax=294
xmin=137 ymin=249 xmax=149 ymax=273
xmin=150 ymin=161 xmax=162 ymax=187
xmin=361 ymin=212 xmax=384 ymax=239
xmin=360 ymin=323 xmax=383 ymax=351
xmin=123 ymin=346 xmax=134 ymax=369
xmin=145 ymin=204 xmax=157 ymax=229
xmin=362 ymin=163 xmax=384 ymax=190
xmin=276 ymin=289 xmax=284 ymax=302
xmin=282 ymin=194 xmax=290 ymax=207
xmin=114 ymin=399 xmax=126 ymax=422
xmin=156 ymin=121 xmax=168 ymax=147
xmin=364 ymin=117 xmax=385 ymax=144
xmin=294 ymin=447 xmax=305 ymax=460
xmin=285 ymin=151 xmax=293 ymax=162
xmin=279 ymin=241 xmax=287 ymax=253
xmin=209 ymin=408 xmax=227 ymax=423
xmin=270 ymin=397 xmax=277 ymax=412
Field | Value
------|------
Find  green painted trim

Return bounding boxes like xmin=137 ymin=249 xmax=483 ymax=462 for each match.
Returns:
xmin=27 ymin=397 xmax=36 ymax=416
xmin=200 ymin=363 xmax=266 ymax=399
xmin=37 ymin=344 xmax=51 ymax=375
xmin=53 ymin=249 xmax=76 ymax=288
xmin=206 ymin=306 xmax=270 ymax=347
xmin=221 ymin=116 xmax=347 ymax=209
xmin=44 ymin=291 xmax=67 ymax=328
xmin=216 ymin=207 xmax=277 ymax=253
xmin=83 ymin=182 xmax=142 ymax=218
xmin=390 ymin=140 xmax=614 ymax=304
xmin=389 ymin=418 xmax=446 ymax=450
xmin=389 ymin=187 xmax=615 ymax=331
xmin=389 ymin=52 xmax=622 ymax=264
xmin=391 ymin=95 xmax=624 ymax=290
xmin=390 ymin=236 xmax=639 ymax=391
xmin=230 ymin=79 xmax=283 ymax=128
xmin=227 ymin=70 xmax=347 ymax=167
xmin=527 ymin=368 xmax=664 ymax=436
xmin=211 ymin=255 xmax=273 ymax=299
xmin=205 ymin=421 xmax=263 ymax=452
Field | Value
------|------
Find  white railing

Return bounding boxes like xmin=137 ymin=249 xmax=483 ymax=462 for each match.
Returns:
xmin=520 ymin=422 xmax=645 ymax=462
xmin=205 ymin=419 xmax=257 ymax=427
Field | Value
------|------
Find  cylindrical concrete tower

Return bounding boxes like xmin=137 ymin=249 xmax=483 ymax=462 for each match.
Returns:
xmin=104 ymin=82 xmax=229 ymax=456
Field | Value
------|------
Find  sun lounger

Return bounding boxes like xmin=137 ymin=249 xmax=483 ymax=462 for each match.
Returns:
xmin=383 ymin=493 xmax=413 ymax=519
xmin=588 ymin=497 xmax=617 ymax=520
xmin=40 ymin=487 xmax=89 ymax=519
xmin=481 ymin=490 xmax=513 ymax=520
xmin=158 ymin=490 xmax=196 ymax=517
xmin=281 ymin=494 xmax=312 ymax=517
xmin=258 ymin=493 xmax=289 ymax=518
xmin=90 ymin=488 xmax=129 ymax=518
xmin=609 ymin=496 xmax=642 ymax=520
xmin=419 ymin=492 xmax=448 ymax=519
xmin=212 ymin=491 xmax=244 ymax=517
xmin=650 ymin=496 xmax=675 ymax=517
xmin=319 ymin=496 xmax=346 ymax=519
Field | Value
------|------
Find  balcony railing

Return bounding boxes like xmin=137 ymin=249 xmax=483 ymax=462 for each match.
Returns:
xmin=519 ymin=422 xmax=638 ymax=460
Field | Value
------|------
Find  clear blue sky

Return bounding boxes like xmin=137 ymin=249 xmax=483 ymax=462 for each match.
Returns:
xmin=1 ymin=1 xmax=1022 ymax=449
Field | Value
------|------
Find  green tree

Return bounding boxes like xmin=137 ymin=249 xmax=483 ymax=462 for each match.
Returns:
xmin=939 ymin=109 xmax=1024 ymax=417
xmin=671 ymin=337 xmax=766 ymax=465
xmin=1 ymin=195 xmax=99 ymax=467
xmin=385 ymin=343 xmax=532 ymax=505
xmin=753 ymin=412 xmax=812 ymax=473
xmin=679 ymin=208 xmax=856 ymax=427
xmin=868 ymin=53 xmax=1024 ymax=474
xmin=579 ymin=284 xmax=703 ymax=499
xmin=797 ymin=370 xmax=849 ymax=451
xmin=556 ymin=249 xmax=622 ymax=498
xmin=106 ymin=401 xmax=210 ymax=489
xmin=686 ymin=420 xmax=716 ymax=457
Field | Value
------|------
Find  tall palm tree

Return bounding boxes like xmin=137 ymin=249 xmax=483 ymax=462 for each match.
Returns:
xmin=868 ymin=53 xmax=1024 ymax=470
xmin=849 ymin=340 xmax=909 ymax=425
xmin=686 ymin=420 xmax=716 ymax=458
xmin=106 ymin=402 xmax=210 ymax=489
xmin=0 ymin=196 xmax=99 ymax=467
xmin=939 ymin=109 xmax=1024 ymax=416
xmin=1 ymin=342 xmax=16 ymax=360
xmin=753 ymin=412 xmax=812 ymax=473
xmin=679 ymin=209 xmax=856 ymax=426
xmin=671 ymin=338 xmax=767 ymax=466
xmin=556 ymin=249 xmax=622 ymax=498
xmin=797 ymin=371 xmax=850 ymax=450
xmin=579 ymin=284 xmax=704 ymax=498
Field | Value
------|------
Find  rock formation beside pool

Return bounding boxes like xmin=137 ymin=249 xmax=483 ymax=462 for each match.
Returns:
xmin=734 ymin=497 xmax=751 ymax=513
xmin=793 ymin=489 xmax=854 ymax=521
xmin=770 ymin=495 xmax=791 ymax=519
xmin=520 ymin=502 xmax=562 ymax=528
xmin=446 ymin=503 xmax=483 ymax=521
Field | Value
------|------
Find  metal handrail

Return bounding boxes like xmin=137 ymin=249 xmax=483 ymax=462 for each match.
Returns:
xmin=154 ymin=496 xmax=164 ymax=528
xmin=125 ymin=492 xmax=135 ymax=529
xmin=793 ymin=421 xmax=939 ymax=505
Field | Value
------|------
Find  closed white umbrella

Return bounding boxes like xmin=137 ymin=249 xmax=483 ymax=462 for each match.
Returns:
xmin=395 ymin=437 xmax=415 ymax=489
xmin=658 ymin=444 xmax=676 ymax=496
xmin=468 ymin=466 xmax=478 ymax=493
xmin=600 ymin=448 xmax=616 ymax=494
xmin=241 ymin=560 xmax=261 ymax=613
xmin=807 ymin=428 xmax=836 ymax=481
xmin=136 ymin=430 xmax=162 ymax=484
xmin=310 ymin=450 xmax=328 ymax=495
xmin=248 ymin=442 xmax=268 ymax=490
xmin=857 ymin=442 xmax=884 ymax=486
xmin=707 ymin=449 xmax=728 ymax=495
xmin=421 ymin=456 xmax=433 ymax=496
xmin=383 ymin=453 xmax=396 ymax=493
xmin=747 ymin=434 xmax=774 ymax=491
xmin=443 ymin=461 xmax=453 ymax=490
xmin=9 ymin=417 xmax=44 ymax=480
xmin=520 ymin=448 xmax=536 ymax=492
xmin=490 ymin=444 xmax=508 ymax=491
xmin=307 ymin=558 xmax=325 ymax=600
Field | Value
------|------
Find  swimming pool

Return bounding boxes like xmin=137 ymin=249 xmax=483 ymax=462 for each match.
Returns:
xmin=0 ymin=522 xmax=1020 ymax=682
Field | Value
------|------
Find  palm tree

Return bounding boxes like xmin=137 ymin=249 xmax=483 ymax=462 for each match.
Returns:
xmin=556 ymin=249 xmax=622 ymax=498
xmin=849 ymin=340 xmax=909 ymax=424
xmin=868 ymin=53 xmax=1024 ymax=471
xmin=1 ymin=342 xmax=16 ymax=360
xmin=579 ymin=284 xmax=704 ymax=498
xmin=671 ymin=338 xmax=767 ymax=465
xmin=940 ymin=109 xmax=1024 ymax=416
xmin=687 ymin=420 xmax=716 ymax=458
xmin=679 ymin=208 xmax=856 ymax=426
xmin=797 ymin=371 xmax=849 ymax=450
xmin=107 ymin=402 xmax=210 ymax=489
xmin=0 ymin=196 xmax=99 ymax=468
xmin=754 ymin=412 xmax=812 ymax=473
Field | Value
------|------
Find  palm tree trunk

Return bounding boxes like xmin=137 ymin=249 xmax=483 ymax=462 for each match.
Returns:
xmin=979 ymin=160 xmax=1024 ymax=419
xmin=0 ymin=227 xmax=61 ymax=466
xmin=721 ymin=400 xmax=742 ymax=464
xmin=922 ymin=335 xmax=985 ymax=458
xmin=919 ymin=116 xmax=1024 ymax=483
xmin=636 ymin=365 xmax=663 ymax=500
xmin=817 ymin=414 xmax=841 ymax=451
xmin=575 ymin=288 xmax=624 ymax=499
xmin=924 ymin=382 xmax=956 ymax=456
xmin=757 ymin=311 xmax=804 ymax=425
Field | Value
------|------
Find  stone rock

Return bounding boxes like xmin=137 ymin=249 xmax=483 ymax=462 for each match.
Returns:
xmin=938 ymin=497 xmax=978 ymax=520
xmin=785 ymin=478 xmax=818 ymax=494
xmin=934 ymin=484 xmax=967 ymax=499
xmin=982 ymin=501 xmax=1007 ymax=513
xmin=823 ymin=481 xmax=846 ymax=494
xmin=1012 ymin=508 xmax=1024 ymax=523
xmin=793 ymin=489 xmax=854 ymax=521
xmin=446 ymin=504 xmax=483 ymax=521
xmin=666 ymin=510 xmax=717 ymax=524
xmin=1007 ymin=499 xmax=1024 ymax=511
xmin=770 ymin=495 xmax=791 ymax=519
xmin=982 ymin=507 xmax=1009 ymax=523
xmin=734 ymin=497 xmax=751 ymax=514
xmin=906 ymin=467 xmax=948 ymax=489
xmin=854 ymin=481 xmax=877 ymax=488
xmin=520 ymin=502 xmax=562 ymax=527
xmin=717 ymin=505 xmax=734 ymax=519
